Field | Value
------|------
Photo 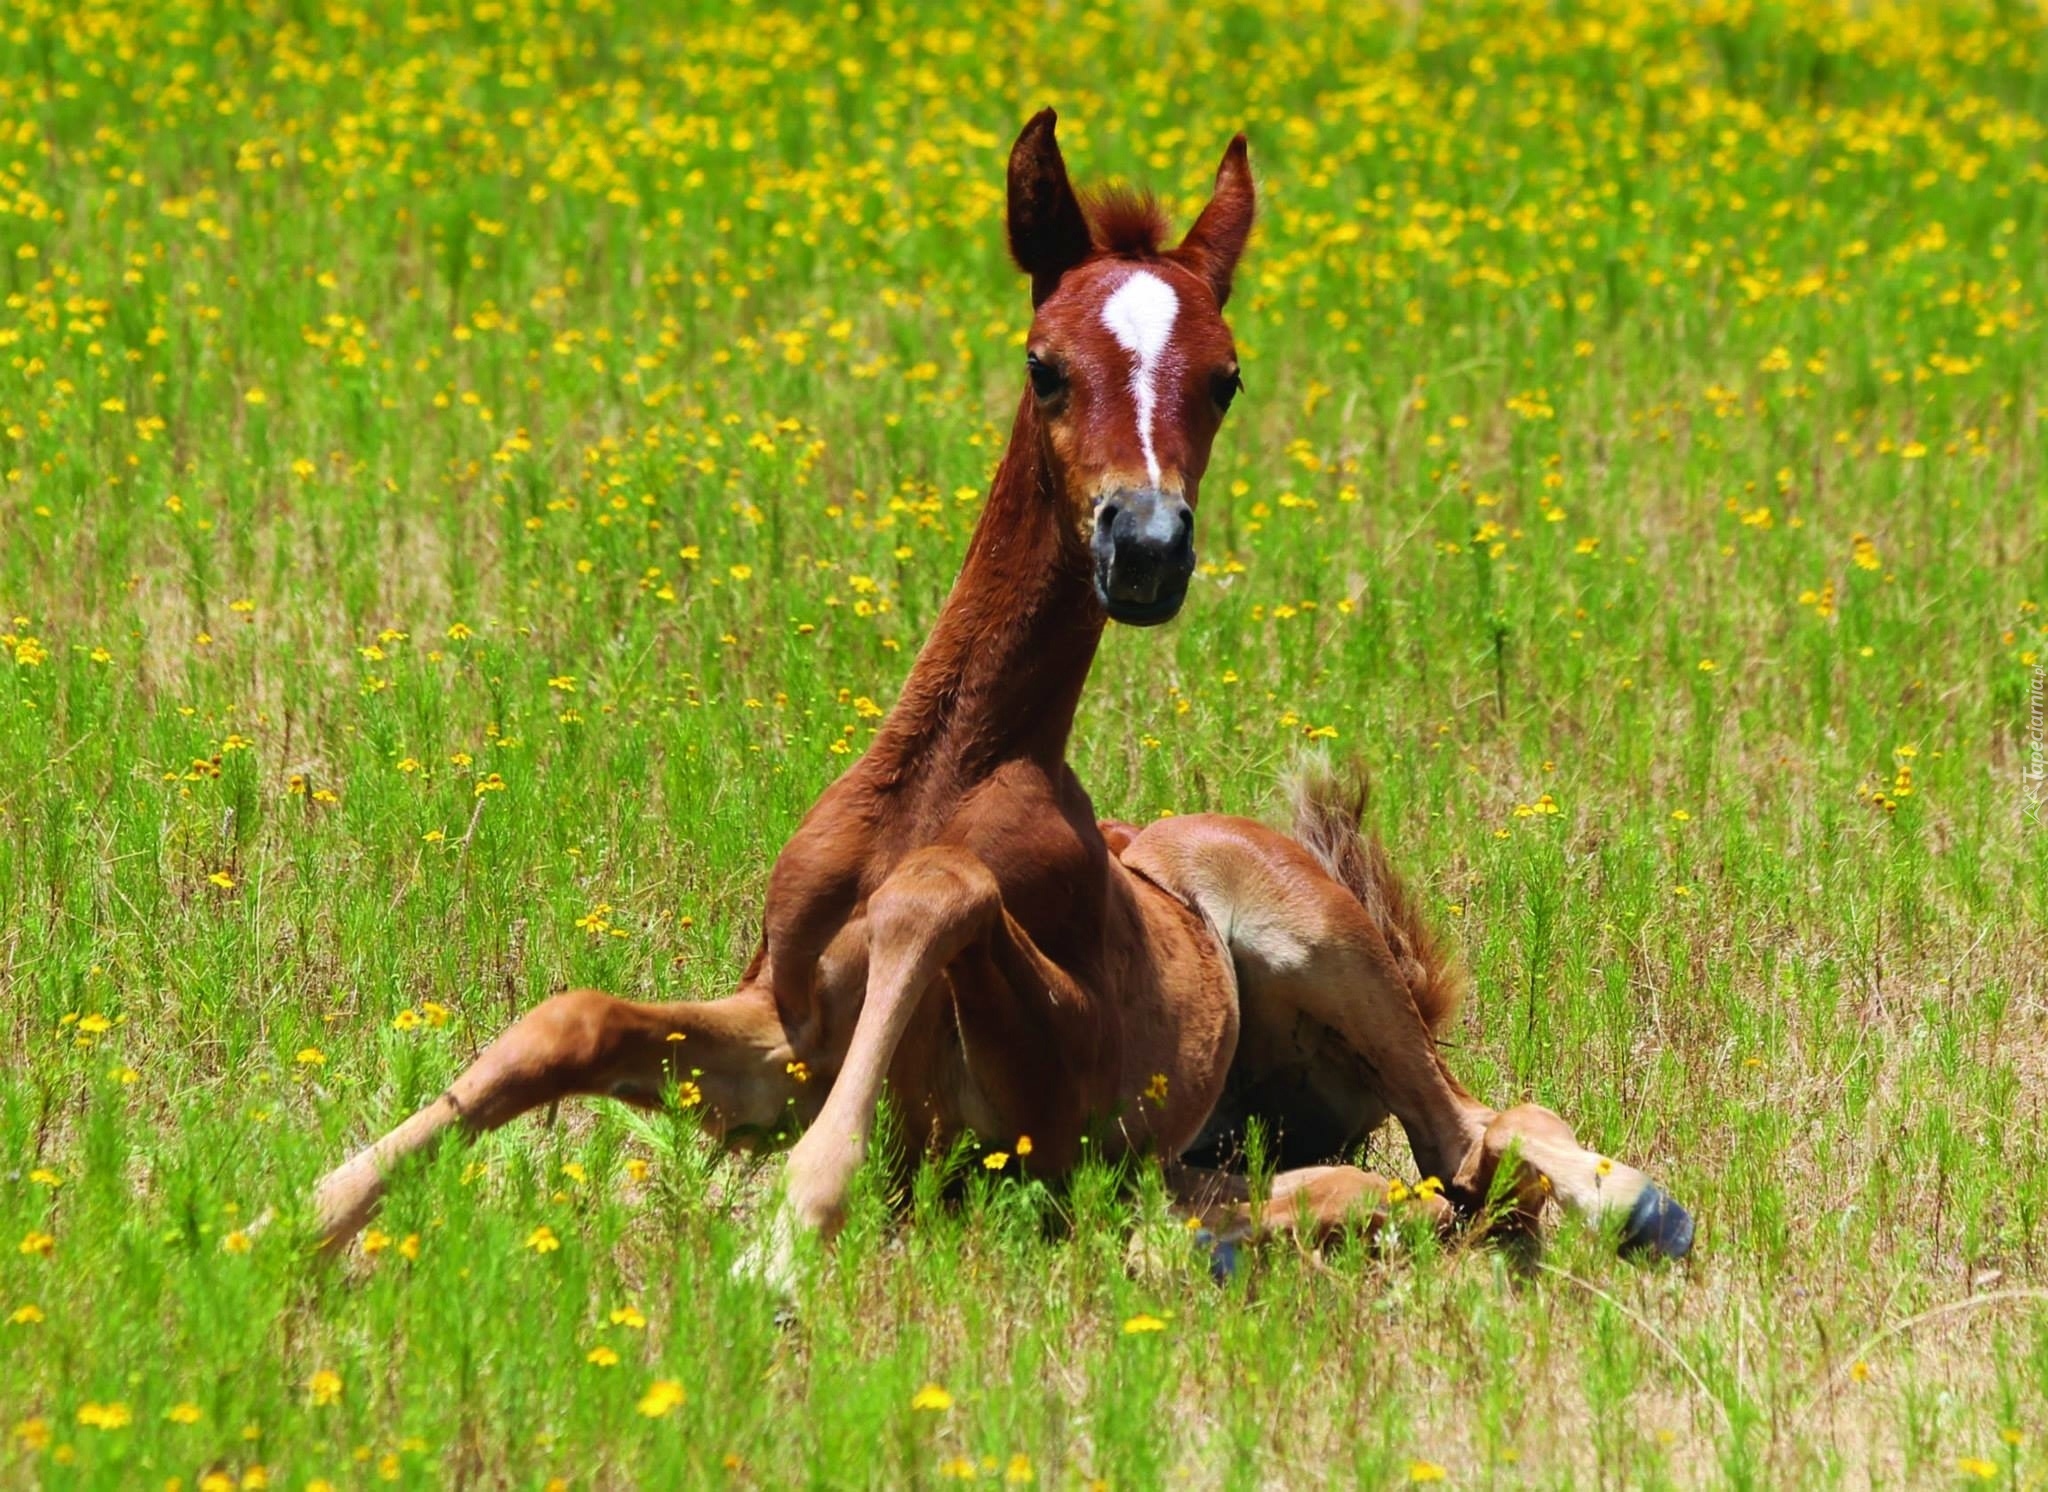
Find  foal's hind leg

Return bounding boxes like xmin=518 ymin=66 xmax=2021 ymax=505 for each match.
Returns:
xmin=1165 ymin=1162 xmax=1456 ymax=1250
xmin=1126 ymin=818 xmax=1493 ymax=1188
xmin=1126 ymin=816 xmax=1692 ymax=1258
xmin=312 ymin=984 xmax=801 ymax=1251
xmin=1454 ymin=1103 xmax=1696 ymax=1258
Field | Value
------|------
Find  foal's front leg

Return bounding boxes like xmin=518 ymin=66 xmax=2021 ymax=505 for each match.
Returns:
xmin=312 ymin=983 xmax=802 ymax=1251
xmin=751 ymin=841 xmax=1102 ymax=1294
xmin=774 ymin=846 xmax=1005 ymax=1240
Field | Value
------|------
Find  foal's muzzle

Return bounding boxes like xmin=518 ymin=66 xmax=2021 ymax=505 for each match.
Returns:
xmin=1093 ymin=487 xmax=1195 ymax=626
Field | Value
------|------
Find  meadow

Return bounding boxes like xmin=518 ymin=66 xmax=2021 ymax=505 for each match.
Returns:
xmin=2 ymin=0 xmax=2046 ymax=1485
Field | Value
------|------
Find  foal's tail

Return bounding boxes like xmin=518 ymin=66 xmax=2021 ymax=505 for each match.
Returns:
xmin=1285 ymin=754 xmax=1466 ymax=1037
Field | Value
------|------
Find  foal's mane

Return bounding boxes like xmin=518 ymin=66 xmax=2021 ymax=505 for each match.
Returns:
xmin=1085 ymin=186 xmax=1171 ymax=258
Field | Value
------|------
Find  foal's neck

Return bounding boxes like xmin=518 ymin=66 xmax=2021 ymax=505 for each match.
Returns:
xmin=866 ymin=393 xmax=1103 ymax=788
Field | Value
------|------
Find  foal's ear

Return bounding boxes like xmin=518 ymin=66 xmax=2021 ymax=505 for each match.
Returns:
xmin=1008 ymin=108 xmax=1094 ymax=307
xmin=1176 ymin=134 xmax=1256 ymax=308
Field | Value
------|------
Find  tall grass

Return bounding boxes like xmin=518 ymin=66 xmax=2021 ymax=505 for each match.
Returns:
xmin=2 ymin=0 xmax=2045 ymax=1484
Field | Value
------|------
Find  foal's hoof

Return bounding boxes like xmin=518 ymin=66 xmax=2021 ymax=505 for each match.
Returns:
xmin=1192 ymin=1227 xmax=1240 ymax=1285
xmin=1618 ymin=1184 xmax=1694 ymax=1261
xmin=732 ymin=1211 xmax=805 ymax=1303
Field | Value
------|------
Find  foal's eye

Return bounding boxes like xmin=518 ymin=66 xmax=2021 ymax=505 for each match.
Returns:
xmin=1026 ymin=351 xmax=1066 ymax=400
xmin=1213 ymin=368 xmax=1244 ymax=411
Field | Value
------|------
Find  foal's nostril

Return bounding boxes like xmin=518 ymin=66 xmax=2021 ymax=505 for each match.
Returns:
xmin=1097 ymin=502 xmax=1120 ymax=534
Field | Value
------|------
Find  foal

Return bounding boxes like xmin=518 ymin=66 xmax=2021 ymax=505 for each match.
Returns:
xmin=313 ymin=111 xmax=1693 ymax=1271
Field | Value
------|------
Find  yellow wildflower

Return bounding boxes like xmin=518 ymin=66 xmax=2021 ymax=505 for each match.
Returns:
xmin=636 ymin=1379 xmax=686 ymax=1418
xmin=77 ymin=1402 xmax=133 ymax=1430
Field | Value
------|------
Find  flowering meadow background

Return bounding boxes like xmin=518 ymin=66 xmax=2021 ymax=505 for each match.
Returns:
xmin=2 ymin=0 xmax=2045 ymax=1485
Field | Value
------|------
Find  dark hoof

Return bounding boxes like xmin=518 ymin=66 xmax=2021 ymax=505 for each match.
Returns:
xmin=1618 ymin=1184 xmax=1694 ymax=1261
xmin=1193 ymin=1228 xmax=1240 ymax=1285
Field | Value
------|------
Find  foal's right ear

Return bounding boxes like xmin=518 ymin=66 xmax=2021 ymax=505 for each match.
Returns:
xmin=1007 ymin=109 xmax=1094 ymax=307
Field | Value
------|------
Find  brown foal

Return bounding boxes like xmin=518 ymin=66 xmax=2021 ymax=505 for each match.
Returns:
xmin=312 ymin=110 xmax=1694 ymax=1277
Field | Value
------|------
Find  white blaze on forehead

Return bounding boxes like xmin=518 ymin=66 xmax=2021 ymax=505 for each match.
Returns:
xmin=1098 ymin=269 xmax=1180 ymax=487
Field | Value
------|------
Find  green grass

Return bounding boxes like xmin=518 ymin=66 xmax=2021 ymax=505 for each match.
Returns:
xmin=3 ymin=0 xmax=2046 ymax=1485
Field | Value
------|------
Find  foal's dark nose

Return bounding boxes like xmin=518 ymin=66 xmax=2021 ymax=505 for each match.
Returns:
xmin=1093 ymin=488 xmax=1195 ymax=626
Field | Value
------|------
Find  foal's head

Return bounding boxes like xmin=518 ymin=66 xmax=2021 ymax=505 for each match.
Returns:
xmin=1006 ymin=109 xmax=1255 ymax=627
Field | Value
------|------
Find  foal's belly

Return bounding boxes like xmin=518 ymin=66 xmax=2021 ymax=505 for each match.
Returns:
xmin=1099 ymin=865 xmax=1241 ymax=1158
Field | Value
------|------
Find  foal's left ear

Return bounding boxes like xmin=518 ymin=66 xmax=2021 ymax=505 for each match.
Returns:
xmin=1176 ymin=134 xmax=1255 ymax=309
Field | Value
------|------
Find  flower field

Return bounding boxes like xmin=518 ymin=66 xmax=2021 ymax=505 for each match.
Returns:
xmin=2 ymin=0 xmax=2045 ymax=1485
